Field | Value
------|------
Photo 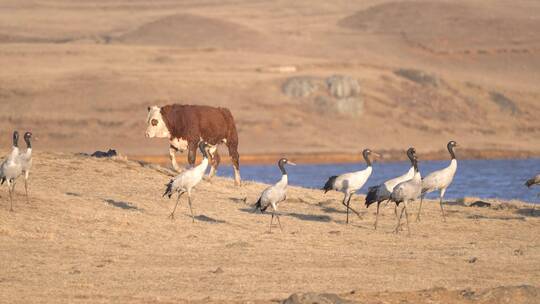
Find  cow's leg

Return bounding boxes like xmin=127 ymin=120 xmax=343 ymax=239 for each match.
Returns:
xmin=169 ymin=145 xmax=182 ymax=172
xmin=187 ymin=141 xmax=197 ymax=168
xmin=226 ymin=141 xmax=241 ymax=186
xmin=208 ymin=149 xmax=220 ymax=180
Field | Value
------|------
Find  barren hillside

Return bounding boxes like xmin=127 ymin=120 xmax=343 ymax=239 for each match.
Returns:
xmin=0 ymin=0 xmax=539 ymax=158
xmin=0 ymin=152 xmax=538 ymax=302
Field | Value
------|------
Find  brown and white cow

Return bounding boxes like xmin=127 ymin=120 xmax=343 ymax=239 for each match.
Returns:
xmin=145 ymin=104 xmax=241 ymax=185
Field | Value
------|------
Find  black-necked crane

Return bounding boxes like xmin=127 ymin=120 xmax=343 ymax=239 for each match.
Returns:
xmin=1 ymin=131 xmax=23 ymax=211
xmin=18 ymin=132 xmax=32 ymax=203
xmin=163 ymin=141 xmax=210 ymax=222
xmin=389 ymin=152 xmax=422 ymax=235
xmin=322 ymin=149 xmax=380 ymax=224
xmin=365 ymin=147 xmax=417 ymax=229
xmin=416 ymin=141 xmax=458 ymax=222
xmin=254 ymin=158 xmax=296 ymax=232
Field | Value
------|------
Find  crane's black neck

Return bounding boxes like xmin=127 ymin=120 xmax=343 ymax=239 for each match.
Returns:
xmin=406 ymin=149 xmax=415 ymax=164
xmin=278 ymin=160 xmax=287 ymax=175
xmin=447 ymin=144 xmax=456 ymax=160
xmin=413 ymin=159 xmax=419 ymax=172
xmin=199 ymin=143 xmax=208 ymax=159
xmin=12 ymin=132 xmax=19 ymax=148
xmin=363 ymin=151 xmax=372 ymax=167
xmin=24 ymin=135 xmax=31 ymax=149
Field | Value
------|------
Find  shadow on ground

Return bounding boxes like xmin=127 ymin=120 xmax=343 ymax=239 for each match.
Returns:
xmin=195 ymin=214 xmax=227 ymax=223
xmin=104 ymin=199 xmax=142 ymax=211
xmin=286 ymin=212 xmax=332 ymax=222
xmin=515 ymin=208 xmax=540 ymax=217
xmin=467 ymin=214 xmax=526 ymax=221
xmin=239 ymin=207 xmax=333 ymax=222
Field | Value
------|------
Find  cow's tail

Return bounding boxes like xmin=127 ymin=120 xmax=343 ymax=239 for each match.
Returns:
xmin=220 ymin=107 xmax=241 ymax=184
xmin=219 ymin=107 xmax=238 ymax=143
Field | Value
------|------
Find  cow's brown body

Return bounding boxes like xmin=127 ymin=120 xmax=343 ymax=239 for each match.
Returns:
xmin=160 ymin=104 xmax=241 ymax=185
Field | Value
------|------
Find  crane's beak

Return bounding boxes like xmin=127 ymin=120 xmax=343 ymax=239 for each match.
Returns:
xmin=372 ymin=152 xmax=382 ymax=158
xmin=288 ymin=161 xmax=297 ymax=166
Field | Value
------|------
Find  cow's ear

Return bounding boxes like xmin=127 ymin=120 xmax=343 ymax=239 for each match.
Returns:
xmin=147 ymin=106 xmax=151 ymax=112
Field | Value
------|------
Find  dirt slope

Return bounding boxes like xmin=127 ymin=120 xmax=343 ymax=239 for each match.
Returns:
xmin=116 ymin=13 xmax=269 ymax=50
xmin=0 ymin=152 xmax=538 ymax=303
xmin=339 ymin=1 xmax=540 ymax=53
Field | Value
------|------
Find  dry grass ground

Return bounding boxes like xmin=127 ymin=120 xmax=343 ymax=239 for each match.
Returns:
xmin=0 ymin=152 xmax=538 ymax=303
xmin=1 ymin=1 xmax=540 ymax=302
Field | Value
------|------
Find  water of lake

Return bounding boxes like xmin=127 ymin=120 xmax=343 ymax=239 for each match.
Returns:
xmin=217 ymin=158 xmax=540 ymax=203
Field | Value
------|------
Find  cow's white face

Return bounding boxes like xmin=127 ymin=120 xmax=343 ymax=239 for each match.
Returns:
xmin=145 ymin=106 xmax=171 ymax=138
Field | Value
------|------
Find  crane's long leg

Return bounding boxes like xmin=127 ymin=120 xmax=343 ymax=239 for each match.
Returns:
xmin=169 ymin=191 xmax=184 ymax=219
xmin=7 ymin=179 xmax=13 ymax=212
xmin=24 ymin=172 xmax=29 ymax=204
xmin=342 ymin=193 xmax=362 ymax=224
xmin=374 ymin=202 xmax=381 ymax=230
xmin=275 ymin=212 xmax=283 ymax=232
xmin=416 ymin=194 xmax=425 ymax=222
xmin=439 ymin=189 xmax=447 ymax=222
xmin=382 ymin=199 xmax=398 ymax=219
xmin=272 ymin=203 xmax=283 ymax=232
xmin=347 ymin=194 xmax=362 ymax=218
xmin=276 ymin=215 xmax=283 ymax=232
xmin=187 ymin=192 xmax=195 ymax=223
xmin=394 ymin=204 xmax=406 ymax=234
xmin=404 ymin=201 xmax=411 ymax=236
xmin=269 ymin=213 xmax=274 ymax=233
xmin=343 ymin=194 xmax=350 ymax=224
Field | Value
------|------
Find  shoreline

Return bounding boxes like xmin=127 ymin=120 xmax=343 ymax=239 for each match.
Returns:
xmin=129 ymin=148 xmax=540 ymax=165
